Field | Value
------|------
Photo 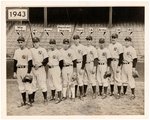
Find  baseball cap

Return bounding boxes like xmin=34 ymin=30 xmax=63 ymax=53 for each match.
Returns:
xmin=86 ymin=35 xmax=93 ymax=40
xmin=125 ymin=36 xmax=132 ymax=41
xmin=99 ymin=38 xmax=105 ymax=43
xmin=73 ymin=35 xmax=80 ymax=40
xmin=63 ymin=38 xmax=70 ymax=44
xmin=49 ymin=39 xmax=56 ymax=44
xmin=17 ymin=36 xmax=25 ymax=42
xmin=32 ymin=37 xmax=40 ymax=43
xmin=111 ymin=33 xmax=118 ymax=39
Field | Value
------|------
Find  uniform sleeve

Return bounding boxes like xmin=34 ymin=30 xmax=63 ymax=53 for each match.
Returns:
xmin=132 ymin=48 xmax=137 ymax=59
xmin=118 ymin=43 xmax=123 ymax=54
xmin=106 ymin=49 xmax=111 ymax=59
xmin=43 ymin=48 xmax=49 ymax=59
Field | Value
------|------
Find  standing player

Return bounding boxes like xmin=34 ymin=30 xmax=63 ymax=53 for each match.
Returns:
xmin=96 ymin=38 xmax=112 ymax=99
xmin=71 ymin=35 xmax=87 ymax=100
xmin=121 ymin=37 xmax=138 ymax=100
xmin=84 ymin=35 xmax=98 ymax=99
xmin=47 ymin=39 xmax=62 ymax=104
xmin=60 ymin=38 xmax=77 ymax=101
xmin=108 ymin=33 xmax=123 ymax=99
xmin=13 ymin=36 xmax=33 ymax=107
xmin=30 ymin=37 xmax=49 ymax=104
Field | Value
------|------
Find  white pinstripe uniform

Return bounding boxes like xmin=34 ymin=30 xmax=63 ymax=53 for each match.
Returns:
xmin=122 ymin=46 xmax=137 ymax=88
xmin=108 ymin=42 xmax=123 ymax=86
xmin=47 ymin=49 xmax=62 ymax=91
xmin=96 ymin=47 xmax=111 ymax=87
xmin=60 ymin=47 xmax=77 ymax=99
xmin=30 ymin=47 xmax=48 ymax=92
xmin=13 ymin=48 xmax=33 ymax=94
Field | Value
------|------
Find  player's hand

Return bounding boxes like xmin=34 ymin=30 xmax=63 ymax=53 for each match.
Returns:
xmin=34 ymin=64 xmax=39 ymax=70
xmin=116 ymin=66 xmax=121 ymax=73
xmin=79 ymin=69 xmax=84 ymax=75
xmin=91 ymin=67 xmax=96 ymax=74
xmin=132 ymin=68 xmax=136 ymax=72
xmin=13 ymin=72 xmax=17 ymax=79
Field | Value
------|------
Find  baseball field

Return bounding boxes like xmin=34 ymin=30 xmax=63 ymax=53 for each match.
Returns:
xmin=7 ymin=62 xmax=144 ymax=116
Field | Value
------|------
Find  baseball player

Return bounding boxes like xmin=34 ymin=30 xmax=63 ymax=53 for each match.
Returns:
xmin=71 ymin=35 xmax=87 ymax=100
xmin=30 ymin=37 xmax=49 ymax=104
xmin=121 ymin=37 xmax=138 ymax=100
xmin=84 ymin=35 xmax=98 ymax=99
xmin=60 ymin=38 xmax=77 ymax=101
xmin=47 ymin=39 xmax=62 ymax=104
xmin=96 ymin=38 xmax=112 ymax=99
xmin=108 ymin=33 xmax=123 ymax=99
xmin=13 ymin=36 xmax=33 ymax=107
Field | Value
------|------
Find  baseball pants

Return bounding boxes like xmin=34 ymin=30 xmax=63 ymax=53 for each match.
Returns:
xmin=77 ymin=62 xmax=85 ymax=86
xmin=17 ymin=67 xmax=33 ymax=94
xmin=62 ymin=66 xmax=75 ymax=98
xmin=110 ymin=60 xmax=122 ymax=86
xmin=121 ymin=63 xmax=135 ymax=88
xmin=48 ymin=66 xmax=62 ymax=91
xmin=32 ymin=66 xmax=47 ymax=92
xmin=96 ymin=63 xmax=109 ymax=87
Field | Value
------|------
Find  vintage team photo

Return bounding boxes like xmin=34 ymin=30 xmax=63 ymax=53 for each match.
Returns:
xmin=5 ymin=5 xmax=145 ymax=116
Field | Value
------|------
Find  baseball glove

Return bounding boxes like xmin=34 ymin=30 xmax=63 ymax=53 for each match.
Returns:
xmin=71 ymin=73 xmax=77 ymax=82
xmin=22 ymin=74 xmax=33 ymax=83
xmin=104 ymin=71 xmax=111 ymax=79
xmin=132 ymin=70 xmax=139 ymax=78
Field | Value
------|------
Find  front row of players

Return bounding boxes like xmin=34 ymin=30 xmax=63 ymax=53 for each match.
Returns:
xmin=13 ymin=33 xmax=138 ymax=108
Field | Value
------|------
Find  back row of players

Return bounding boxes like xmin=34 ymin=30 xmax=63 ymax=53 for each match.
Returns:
xmin=13 ymin=33 xmax=138 ymax=108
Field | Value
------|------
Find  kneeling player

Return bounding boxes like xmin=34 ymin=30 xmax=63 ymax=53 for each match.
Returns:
xmin=96 ymin=38 xmax=112 ymax=99
xmin=121 ymin=37 xmax=138 ymax=100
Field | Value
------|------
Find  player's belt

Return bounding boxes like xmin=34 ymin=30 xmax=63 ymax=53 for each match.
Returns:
xmin=123 ymin=61 xmax=130 ymax=64
xmin=48 ymin=65 xmax=58 ymax=68
xmin=77 ymin=61 xmax=82 ymax=64
xmin=64 ymin=64 xmax=73 ymax=67
xmin=98 ymin=63 xmax=105 ymax=65
xmin=86 ymin=61 xmax=93 ymax=64
xmin=112 ymin=58 xmax=118 ymax=61
xmin=17 ymin=65 xmax=27 ymax=68
xmin=32 ymin=65 xmax=43 ymax=68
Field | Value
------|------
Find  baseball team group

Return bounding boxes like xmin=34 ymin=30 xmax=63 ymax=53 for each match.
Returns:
xmin=13 ymin=33 xmax=138 ymax=109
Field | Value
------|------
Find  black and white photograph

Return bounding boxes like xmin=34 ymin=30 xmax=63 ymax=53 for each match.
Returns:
xmin=1 ymin=0 xmax=149 ymax=119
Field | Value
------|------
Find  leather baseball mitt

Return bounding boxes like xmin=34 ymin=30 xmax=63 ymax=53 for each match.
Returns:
xmin=132 ymin=70 xmax=139 ymax=78
xmin=22 ymin=74 xmax=33 ymax=83
xmin=104 ymin=71 xmax=111 ymax=79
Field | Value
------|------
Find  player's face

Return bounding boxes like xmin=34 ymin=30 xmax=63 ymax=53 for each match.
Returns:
xmin=111 ymin=37 xmax=117 ymax=44
xmin=99 ymin=43 xmax=105 ymax=49
xmin=74 ymin=38 xmax=80 ymax=46
xmin=49 ymin=44 xmax=56 ymax=50
xmin=86 ymin=40 xmax=92 ymax=46
xmin=125 ymin=41 xmax=131 ymax=47
xmin=18 ymin=41 xmax=25 ymax=49
xmin=63 ymin=43 xmax=70 ymax=50
xmin=33 ymin=42 xmax=40 ymax=48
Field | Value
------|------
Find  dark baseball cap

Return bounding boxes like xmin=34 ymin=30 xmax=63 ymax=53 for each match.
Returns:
xmin=17 ymin=36 xmax=25 ymax=42
xmin=73 ymin=35 xmax=80 ymax=40
xmin=86 ymin=35 xmax=93 ymax=40
xmin=49 ymin=39 xmax=56 ymax=44
xmin=63 ymin=38 xmax=70 ymax=44
xmin=111 ymin=33 xmax=118 ymax=38
xmin=125 ymin=36 xmax=132 ymax=41
xmin=99 ymin=38 xmax=105 ymax=43
xmin=32 ymin=37 xmax=40 ymax=43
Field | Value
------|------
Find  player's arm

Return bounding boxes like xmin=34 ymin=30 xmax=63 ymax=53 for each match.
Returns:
xmin=118 ymin=53 xmax=123 ymax=66
xmin=13 ymin=51 xmax=17 ymax=78
xmin=42 ymin=48 xmax=49 ymax=66
xmin=92 ymin=48 xmax=98 ymax=73
xmin=27 ymin=60 xmax=33 ymax=74
xmin=132 ymin=48 xmax=138 ymax=69
xmin=81 ymin=54 xmax=87 ymax=69
xmin=59 ymin=60 xmax=64 ymax=70
xmin=73 ymin=59 xmax=77 ymax=73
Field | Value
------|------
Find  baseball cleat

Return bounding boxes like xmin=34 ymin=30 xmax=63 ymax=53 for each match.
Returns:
xmin=102 ymin=94 xmax=107 ymax=99
xmin=130 ymin=94 xmax=135 ymax=100
xmin=17 ymin=102 xmax=26 ymax=108
xmin=79 ymin=96 xmax=84 ymax=101
xmin=43 ymin=99 xmax=48 ymax=105
xmin=83 ymin=94 xmax=87 ymax=97
xmin=49 ymin=98 xmax=55 ymax=101
xmin=110 ymin=93 xmax=114 ymax=96
xmin=62 ymin=97 xmax=67 ymax=101
xmin=115 ymin=94 xmax=121 ymax=99
xmin=55 ymin=99 xmax=62 ymax=104
xmin=92 ymin=94 xmax=96 ymax=99
xmin=26 ymin=103 xmax=32 ymax=109
xmin=98 ymin=93 xmax=102 ymax=96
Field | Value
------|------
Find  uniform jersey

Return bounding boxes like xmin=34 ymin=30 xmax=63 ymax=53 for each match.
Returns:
xmin=30 ymin=47 xmax=48 ymax=66
xmin=108 ymin=42 xmax=123 ymax=59
xmin=123 ymin=46 xmax=137 ymax=62
xmin=60 ymin=47 xmax=77 ymax=65
xmin=13 ymin=48 xmax=32 ymax=66
xmin=71 ymin=44 xmax=87 ymax=62
xmin=86 ymin=45 xmax=98 ymax=62
xmin=97 ymin=47 xmax=111 ymax=63
xmin=47 ymin=49 xmax=62 ymax=66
